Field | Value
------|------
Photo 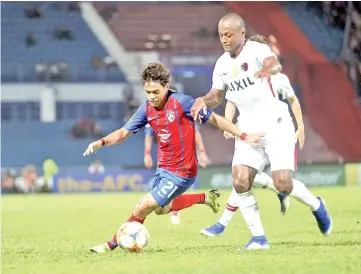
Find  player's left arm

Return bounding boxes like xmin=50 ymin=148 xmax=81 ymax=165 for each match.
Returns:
xmin=83 ymin=104 xmax=148 ymax=155
xmin=288 ymin=95 xmax=305 ymax=149
xmin=254 ymin=43 xmax=282 ymax=80
xmin=144 ymin=124 xmax=155 ymax=169
xmin=194 ymin=124 xmax=206 ymax=152
xmin=194 ymin=124 xmax=209 ymax=168
xmin=273 ymin=73 xmax=305 ymax=149
xmin=180 ymin=93 xmax=264 ymax=146
xmin=206 ymin=112 xmax=265 ymax=146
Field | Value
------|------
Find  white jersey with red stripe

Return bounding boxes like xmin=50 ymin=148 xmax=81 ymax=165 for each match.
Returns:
xmin=212 ymin=40 xmax=292 ymax=133
xmin=212 ymin=41 xmax=297 ymax=172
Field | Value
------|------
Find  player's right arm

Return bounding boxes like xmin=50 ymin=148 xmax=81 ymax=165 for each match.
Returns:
xmin=144 ymin=124 xmax=154 ymax=169
xmin=83 ymin=104 xmax=148 ymax=156
xmin=202 ymin=88 xmax=225 ymax=108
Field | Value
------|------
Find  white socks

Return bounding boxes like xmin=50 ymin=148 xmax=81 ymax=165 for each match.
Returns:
xmin=289 ymin=179 xmax=320 ymax=211
xmin=236 ymin=190 xmax=265 ymax=237
xmin=218 ymin=172 xmax=279 ymax=227
xmin=218 ymin=189 xmax=238 ymax=226
xmin=217 ymin=175 xmax=319 ymax=235
xmin=255 ymin=174 xmax=321 ymax=211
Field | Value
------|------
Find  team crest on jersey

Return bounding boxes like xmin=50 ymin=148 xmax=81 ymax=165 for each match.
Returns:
xmin=167 ymin=111 xmax=175 ymax=122
xmin=241 ymin=63 xmax=248 ymax=71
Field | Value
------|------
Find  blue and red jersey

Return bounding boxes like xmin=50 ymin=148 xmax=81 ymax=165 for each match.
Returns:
xmin=145 ymin=120 xmax=200 ymax=136
xmin=124 ymin=91 xmax=211 ymax=178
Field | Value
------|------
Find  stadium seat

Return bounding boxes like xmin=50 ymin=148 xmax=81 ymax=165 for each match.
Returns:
xmin=94 ymin=2 xmax=230 ymax=53
xmin=280 ymin=2 xmax=344 ymax=60
xmin=1 ymin=2 xmax=127 ymax=82
xmin=1 ymin=120 xmax=146 ymax=168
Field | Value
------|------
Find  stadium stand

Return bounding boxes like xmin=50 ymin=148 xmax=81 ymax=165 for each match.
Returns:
xmin=1 ymin=120 xmax=146 ymax=168
xmin=94 ymin=2 xmax=231 ymax=52
xmin=1 ymin=2 xmax=126 ymax=82
xmin=280 ymin=1 xmax=344 ymax=61
xmin=1 ymin=1 xmax=360 ymax=169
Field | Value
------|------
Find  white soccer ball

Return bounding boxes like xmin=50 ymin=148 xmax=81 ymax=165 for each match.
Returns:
xmin=116 ymin=221 xmax=150 ymax=252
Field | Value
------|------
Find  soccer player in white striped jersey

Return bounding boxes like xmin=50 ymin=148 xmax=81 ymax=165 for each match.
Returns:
xmin=201 ymin=37 xmax=297 ymax=237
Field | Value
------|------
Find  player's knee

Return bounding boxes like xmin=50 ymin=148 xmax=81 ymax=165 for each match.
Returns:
xmin=232 ymin=175 xmax=251 ymax=193
xmin=273 ymin=174 xmax=293 ymax=194
xmin=137 ymin=196 xmax=158 ymax=213
xmin=154 ymin=207 xmax=166 ymax=215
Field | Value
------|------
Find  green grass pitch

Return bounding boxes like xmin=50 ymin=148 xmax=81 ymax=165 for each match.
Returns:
xmin=2 ymin=187 xmax=361 ymax=274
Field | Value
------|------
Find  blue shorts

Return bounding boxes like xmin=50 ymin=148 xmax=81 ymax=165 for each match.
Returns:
xmin=150 ymin=168 xmax=196 ymax=207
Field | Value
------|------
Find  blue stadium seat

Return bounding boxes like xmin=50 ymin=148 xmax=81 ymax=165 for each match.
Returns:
xmin=1 ymin=102 xmax=126 ymax=121
xmin=2 ymin=120 xmax=146 ymax=168
xmin=280 ymin=2 xmax=344 ymax=60
xmin=1 ymin=2 xmax=127 ymax=82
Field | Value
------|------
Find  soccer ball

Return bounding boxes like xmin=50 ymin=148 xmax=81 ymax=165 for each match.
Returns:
xmin=116 ymin=221 xmax=150 ymax=252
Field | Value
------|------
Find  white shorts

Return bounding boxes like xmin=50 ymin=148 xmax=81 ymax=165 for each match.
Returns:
xmin=232 ymin=118 xmax=297 ymax=172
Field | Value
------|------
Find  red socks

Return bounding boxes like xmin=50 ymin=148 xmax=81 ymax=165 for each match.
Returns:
xmin=106 ymin=234 xmax=118 ymax=249
xmin=106 ymin=194 xmax=205 ymax=250
xmin=127 ymin=214 xmax=145 ymax=224
xmin=106 ymin=214 xmax=145 ymax=249
xmin=170 ymin=193 xmax=205 ymax=212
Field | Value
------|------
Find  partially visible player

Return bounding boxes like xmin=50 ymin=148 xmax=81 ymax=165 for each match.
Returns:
xmin=83 ymin=62 xmax=265 ymax=253
xmin=144 ymin=121 xmax=209 ymax=225
xmin=191 ymin=14 xmax=332 ymax=250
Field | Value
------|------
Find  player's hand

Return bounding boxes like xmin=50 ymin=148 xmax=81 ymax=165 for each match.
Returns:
xmin=191 ymin=97 xmax=207 ymax=124
xmin=254 ymin=69 xmax=271 ymax=83
xmin=144 ymin=154 xmax=153 ymax=169
xmin=244 ymin=133 xmax=266 ymax=147
xmin=223 ymin=131 xmax=234 ymax=139
xmin=83 ymin=141 xmax=102 ymax=156
xmin=199 ymin=151 xmax=209 ymax=168
xmin=296 ymin=124 xmax=305 ymax=150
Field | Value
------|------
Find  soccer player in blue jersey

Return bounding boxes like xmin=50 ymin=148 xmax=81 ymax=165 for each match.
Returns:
xmin=83 ymin=62 xmax=265 ymax=253
xmin=144 ymin=121 xmax=209 ymax=225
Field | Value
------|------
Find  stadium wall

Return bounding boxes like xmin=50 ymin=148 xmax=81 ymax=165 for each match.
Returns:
xmin=2 ymin=83 xmax=128 ymax=102
xmin=48 ymin=163 xmax=361 ymax=194
xmin=3 ymin=163 xmax=360 ymax=195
